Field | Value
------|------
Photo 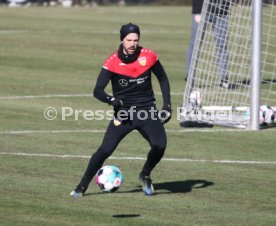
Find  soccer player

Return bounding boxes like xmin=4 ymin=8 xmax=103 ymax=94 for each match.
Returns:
xmin=70 ymin=23 xmax=171 ymax=197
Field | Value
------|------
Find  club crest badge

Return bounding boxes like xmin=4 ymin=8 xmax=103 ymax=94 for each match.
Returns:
xmin=138 ymin=57 xmax=146 ymax=66
xmin=113 ymin=117 xmax=121 ymax=126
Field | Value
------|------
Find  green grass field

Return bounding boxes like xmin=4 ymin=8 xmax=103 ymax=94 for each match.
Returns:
xmin=0 ymin=6 xmax=276 ymax=226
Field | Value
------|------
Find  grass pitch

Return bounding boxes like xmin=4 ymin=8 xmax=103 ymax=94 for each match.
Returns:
xmin=0 ymin=6 xmax=276 ymax=226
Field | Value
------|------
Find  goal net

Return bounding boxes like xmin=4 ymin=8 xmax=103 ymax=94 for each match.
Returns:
xmin=181 ymin=0 xmax=276 ymax=128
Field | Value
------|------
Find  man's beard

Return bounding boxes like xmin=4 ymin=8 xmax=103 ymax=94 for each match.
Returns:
xmin=118 ymin=44 xmax=142 ymax=63
xmin=124 ymin=46 xmax=136 ymax=55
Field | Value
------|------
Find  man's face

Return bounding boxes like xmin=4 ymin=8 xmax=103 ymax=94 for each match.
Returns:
xmin=122 ymin=33 xmax=139 ymax=55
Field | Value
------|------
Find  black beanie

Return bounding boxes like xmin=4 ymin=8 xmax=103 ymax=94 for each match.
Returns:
xmin=120 ymin=23 xmax=140 ymax=41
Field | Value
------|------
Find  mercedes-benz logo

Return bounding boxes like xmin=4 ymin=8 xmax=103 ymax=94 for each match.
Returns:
xmin=118 ymin=79 xmax=128 ymax=87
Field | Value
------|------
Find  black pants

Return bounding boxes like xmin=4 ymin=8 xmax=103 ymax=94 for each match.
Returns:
xmin=78 ymin=112 xmax=167 ymax=190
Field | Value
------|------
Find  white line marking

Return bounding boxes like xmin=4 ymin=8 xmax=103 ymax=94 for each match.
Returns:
xmin=1 ymin=152 xmax=275 ymax=165
xmin=0 ymin=29 xmax=184 ymax=35
xmin=0 ymin=30 xmax=27 ymax=34
xmin=72 ymin=30 xmax=185 ymax=34
xmin=0 ymin=92 xmax=182 ymax=100
xmin=0 ymin=129 xmax=105 ymax=134
xmin=0 ymin=94 xmax=92 ymax=100
xmin=0 ymin=128 xmax=246 ymax=135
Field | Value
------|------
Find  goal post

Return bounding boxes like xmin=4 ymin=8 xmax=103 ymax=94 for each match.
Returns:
xmin=251 ymin=0 xmax=262 ymax=130
xmin=180 ymin=0 xmax=276 ymax=129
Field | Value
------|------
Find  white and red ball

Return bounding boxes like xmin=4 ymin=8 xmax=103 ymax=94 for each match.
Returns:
xmin=95 ymin=165 xmax=123 ymax=192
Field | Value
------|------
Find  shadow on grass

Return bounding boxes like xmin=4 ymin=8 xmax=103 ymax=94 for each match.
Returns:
xmin=112 ymin=214 xmax=141 ymax=218
xmin=154 ymin=179 xmax=214 ymax=194
xmin=120 ymin=179 xmax=214 ymax=195
xmin=85 ymin=179 xmax=214 ymax=196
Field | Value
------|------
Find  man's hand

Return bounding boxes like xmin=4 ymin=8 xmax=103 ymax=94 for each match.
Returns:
xmin=109 ymin=97 xmax=124 ymax=117
xmin=109 ymin=97 xmax=123 ymax=108
xmin=195 ymin=14 xmax=201 ymax=24
xmin=159 ymin=104 xmax=172 ymax=124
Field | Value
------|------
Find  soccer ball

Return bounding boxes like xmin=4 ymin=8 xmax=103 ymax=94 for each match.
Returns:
xmin=189 ymin=90 xmax=201 ymax=108
xmin=95 ymin=165 xmax=123 ymax=192
xmin=260 ymin=105 xmax=275 ymax=125
xmin=244 ymin=105 xmax=275 ymax=125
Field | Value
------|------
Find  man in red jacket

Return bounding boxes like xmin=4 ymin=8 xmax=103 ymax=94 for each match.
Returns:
xmin=70 ymin=23 xmax=171 ymax=197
